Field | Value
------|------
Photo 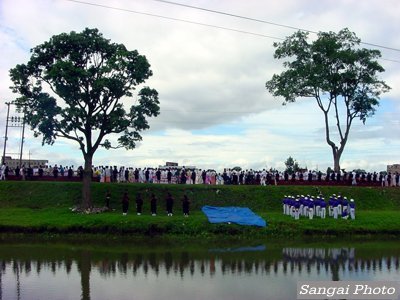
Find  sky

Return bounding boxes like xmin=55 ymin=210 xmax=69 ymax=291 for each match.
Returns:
xmin=0 ymin=0 xmax=399 ymax=172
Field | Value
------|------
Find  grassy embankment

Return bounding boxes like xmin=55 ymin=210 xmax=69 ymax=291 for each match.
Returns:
xmin=0 ymin=181 xmax=399 ymax=238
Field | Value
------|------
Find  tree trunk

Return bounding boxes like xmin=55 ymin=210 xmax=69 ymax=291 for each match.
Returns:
xmin=82 ymin=155 xmax=93 ymax=210
xmin=333 ymin=151 xmax=341 ymax=173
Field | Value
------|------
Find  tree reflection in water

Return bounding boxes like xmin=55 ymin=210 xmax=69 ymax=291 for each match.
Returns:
xmin=0 ymin=243 xmax=399 ymax=300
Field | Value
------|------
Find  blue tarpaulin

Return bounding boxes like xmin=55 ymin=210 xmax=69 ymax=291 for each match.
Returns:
xmin=201 ymin=206 xmax=267 ymax=227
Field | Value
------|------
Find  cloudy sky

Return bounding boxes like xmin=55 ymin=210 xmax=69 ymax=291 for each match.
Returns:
xmin=0 ymin=0 xmax=399 ymax=172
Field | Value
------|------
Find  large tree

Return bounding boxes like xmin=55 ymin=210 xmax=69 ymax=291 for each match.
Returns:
xmin=266 ymin=28 xmax=390 ymax=172
xmin=9 ymin=28 xmax=159 ymax=209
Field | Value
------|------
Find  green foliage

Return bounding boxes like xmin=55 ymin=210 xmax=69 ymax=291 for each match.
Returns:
xmin=284 ymin=156 xmax=300 ymax=175
xmin=266 ymin=28 xmax=390 ymax=171
xmin=9 ymin=28 xmax=159 ymax=155
xmin=266 ymin=28 xmax=390 ymax=112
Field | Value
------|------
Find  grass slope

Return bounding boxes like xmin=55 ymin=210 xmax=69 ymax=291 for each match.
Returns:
xmin=0 ymin=181 xmax=399 ymax=238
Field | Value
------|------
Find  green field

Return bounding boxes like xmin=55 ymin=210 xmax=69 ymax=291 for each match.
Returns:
xmin=0 ymin=181 xmax=399 ymax=239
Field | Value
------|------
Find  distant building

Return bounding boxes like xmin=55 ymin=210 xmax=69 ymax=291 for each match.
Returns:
xmin=2 ymin=156 xmax=48 ymax=169
xmin=159 ymin=162 xmax=196 ymax=170
xmin=387 ymin=164 xmax=400 ymax=174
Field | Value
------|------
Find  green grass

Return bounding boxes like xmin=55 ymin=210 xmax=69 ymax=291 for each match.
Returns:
xmin=0 ymin=181 xmax=400 ymax=238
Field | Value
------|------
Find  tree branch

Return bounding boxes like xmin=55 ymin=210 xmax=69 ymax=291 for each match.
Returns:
xmin=333 ymin=95 xmax=344 ymax=141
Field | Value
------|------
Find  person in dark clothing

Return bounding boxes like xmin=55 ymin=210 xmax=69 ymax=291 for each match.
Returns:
xmin=67 ymin=167 xmax=73 ymax=179
xmin=105 ymin=190 xmax=111 ymax=209
xmin=182 ymin=195 xmax=190 ymax=217
xmin=5 ymin=165 xmax=9 ymax=179
xmin=166 ymin=192 xmax=174 ymax=216
xmin=27 ymin=166 xmax=33 ymax=180
xmin=284 ymin=171 xmax=289 ymax=181
xmin=112 ymin=166 xmax=118 ymax=182
xmin=275 ymin=172 xmax=280 ymax=185
xmin=180 ymin=169 xmax=187 ymax=184
xmin=156 ymin=169 xmax=161 ymax=184
xmin=53 ymin=165 xmax=59 ymax=178
xmin=202 ymin=170 xmax=207 ymax=184
xmin=15 ymin=166 xmax=20 ymax=178
xmin=78 ymin=166 xmax=83 ymax=180
xmin=122 ymin=191 xmax=129 ymax=215
xmin=151 ymin=193 xmax=157 ymax=216
xmin=175 ymin=169 xmax=180 ymax=184
xmin=136 ymin=193 xmax=143 ymax=215
xmin=124 ymin=168 xmax=129 ymax=182
xmin=167 ymin=169 xmax=172 ymax=184
xmin=307 ymin=171 xmax=312 ymax=182
xmin=190 ymin=170 xmax=196 ymax=184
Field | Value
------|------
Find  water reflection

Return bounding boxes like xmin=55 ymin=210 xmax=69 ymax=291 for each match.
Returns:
xmin=0 ymin=242 xmax=399 ymax=300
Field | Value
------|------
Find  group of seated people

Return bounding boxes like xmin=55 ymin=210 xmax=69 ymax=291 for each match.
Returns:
xmin=282 ymin=193 xmax=356 ymax=220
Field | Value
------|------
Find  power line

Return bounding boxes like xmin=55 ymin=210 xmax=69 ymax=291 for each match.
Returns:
xmin=153 ymin=0 xmax=315 ymax=34
xmin=153 ymin=0 xmax=400 ymax=53
xmin=63 ymin=0 xmax=400 ymax=64
xmin=64 ymin=0 xmax=284 ymax=40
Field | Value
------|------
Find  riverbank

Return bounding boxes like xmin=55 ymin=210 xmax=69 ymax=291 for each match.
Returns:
xmin=0 ymin=181 xmax=399 ymax=238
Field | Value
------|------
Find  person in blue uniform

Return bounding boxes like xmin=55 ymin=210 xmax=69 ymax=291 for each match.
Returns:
xmin=315 ymin=196 xmax=321 ymax=217
xmin=341 ymin=208 xmax=349 ymax=219
xmin=333 ymin=197 xmax=339 ymax=219
xmin=349 ymin=199 xmax=356 ymax=219
xmin=320 ymin=198 xmax=326 ymax=219
xmin=294 ymin=198 xmax=300 ymax=220
xmin=328 ymin=195 xmax=335 ymax=217
xmin=136 ymin=192 xmax=143 ymax=215
xmin=182 ymin=194 xmax=190 ymax=217
xmin=342 ymin=197 xmax=349 ymax=214
xmin=308 ymin=198 xmax=314 ymax=220
xmin=282 ymin=196 xmax=287 ymax=215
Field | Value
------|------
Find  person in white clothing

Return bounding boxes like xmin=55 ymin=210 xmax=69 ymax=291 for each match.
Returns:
xmin=0 ymin=163 xmax=6 ymax=180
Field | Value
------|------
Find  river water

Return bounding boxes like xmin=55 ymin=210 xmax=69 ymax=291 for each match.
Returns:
xmin=1 ymin=239 xmax=399 ymax=300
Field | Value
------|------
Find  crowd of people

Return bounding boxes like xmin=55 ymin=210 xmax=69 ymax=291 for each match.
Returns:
xmin=1 ymin=162 xmax=399 ymax=187
xmin=282 ymin=193 xmax=356 ymax=220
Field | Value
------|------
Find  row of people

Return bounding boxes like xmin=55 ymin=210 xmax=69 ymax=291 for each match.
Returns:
xmin=282 ymin=193 xmax=355 ymax=220
xmin=113 ymin=191 xmax=190 ymax=217
xmin=1 ymin=162 xmax=399 ymax=187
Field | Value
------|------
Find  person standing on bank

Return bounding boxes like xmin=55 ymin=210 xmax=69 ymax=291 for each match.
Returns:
xmin=182 ymin=194 xmax=190 ymax=217
xmin=105 ymin=190 xmax=111 ymax=209
xmin=136 ymin=192 xmax=143 ymax=215
xmin=122 ymin=190 xmax=129 ymax=216
xmin=151 ymin=193 xmax=157 ymax=216
xmin=191 ymin=170 xmax=196 ymax=185
xmin=166 ymin=192 xmax=174 ymax=216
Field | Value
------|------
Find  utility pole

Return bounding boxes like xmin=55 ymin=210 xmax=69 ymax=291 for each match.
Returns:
xmin=19 ymin=112 xmax=26 ymax=167
xmin=2 ymin=102 xmax=11 ymax=165
xmin=2 ymin=102 xmax=25 ymax=166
